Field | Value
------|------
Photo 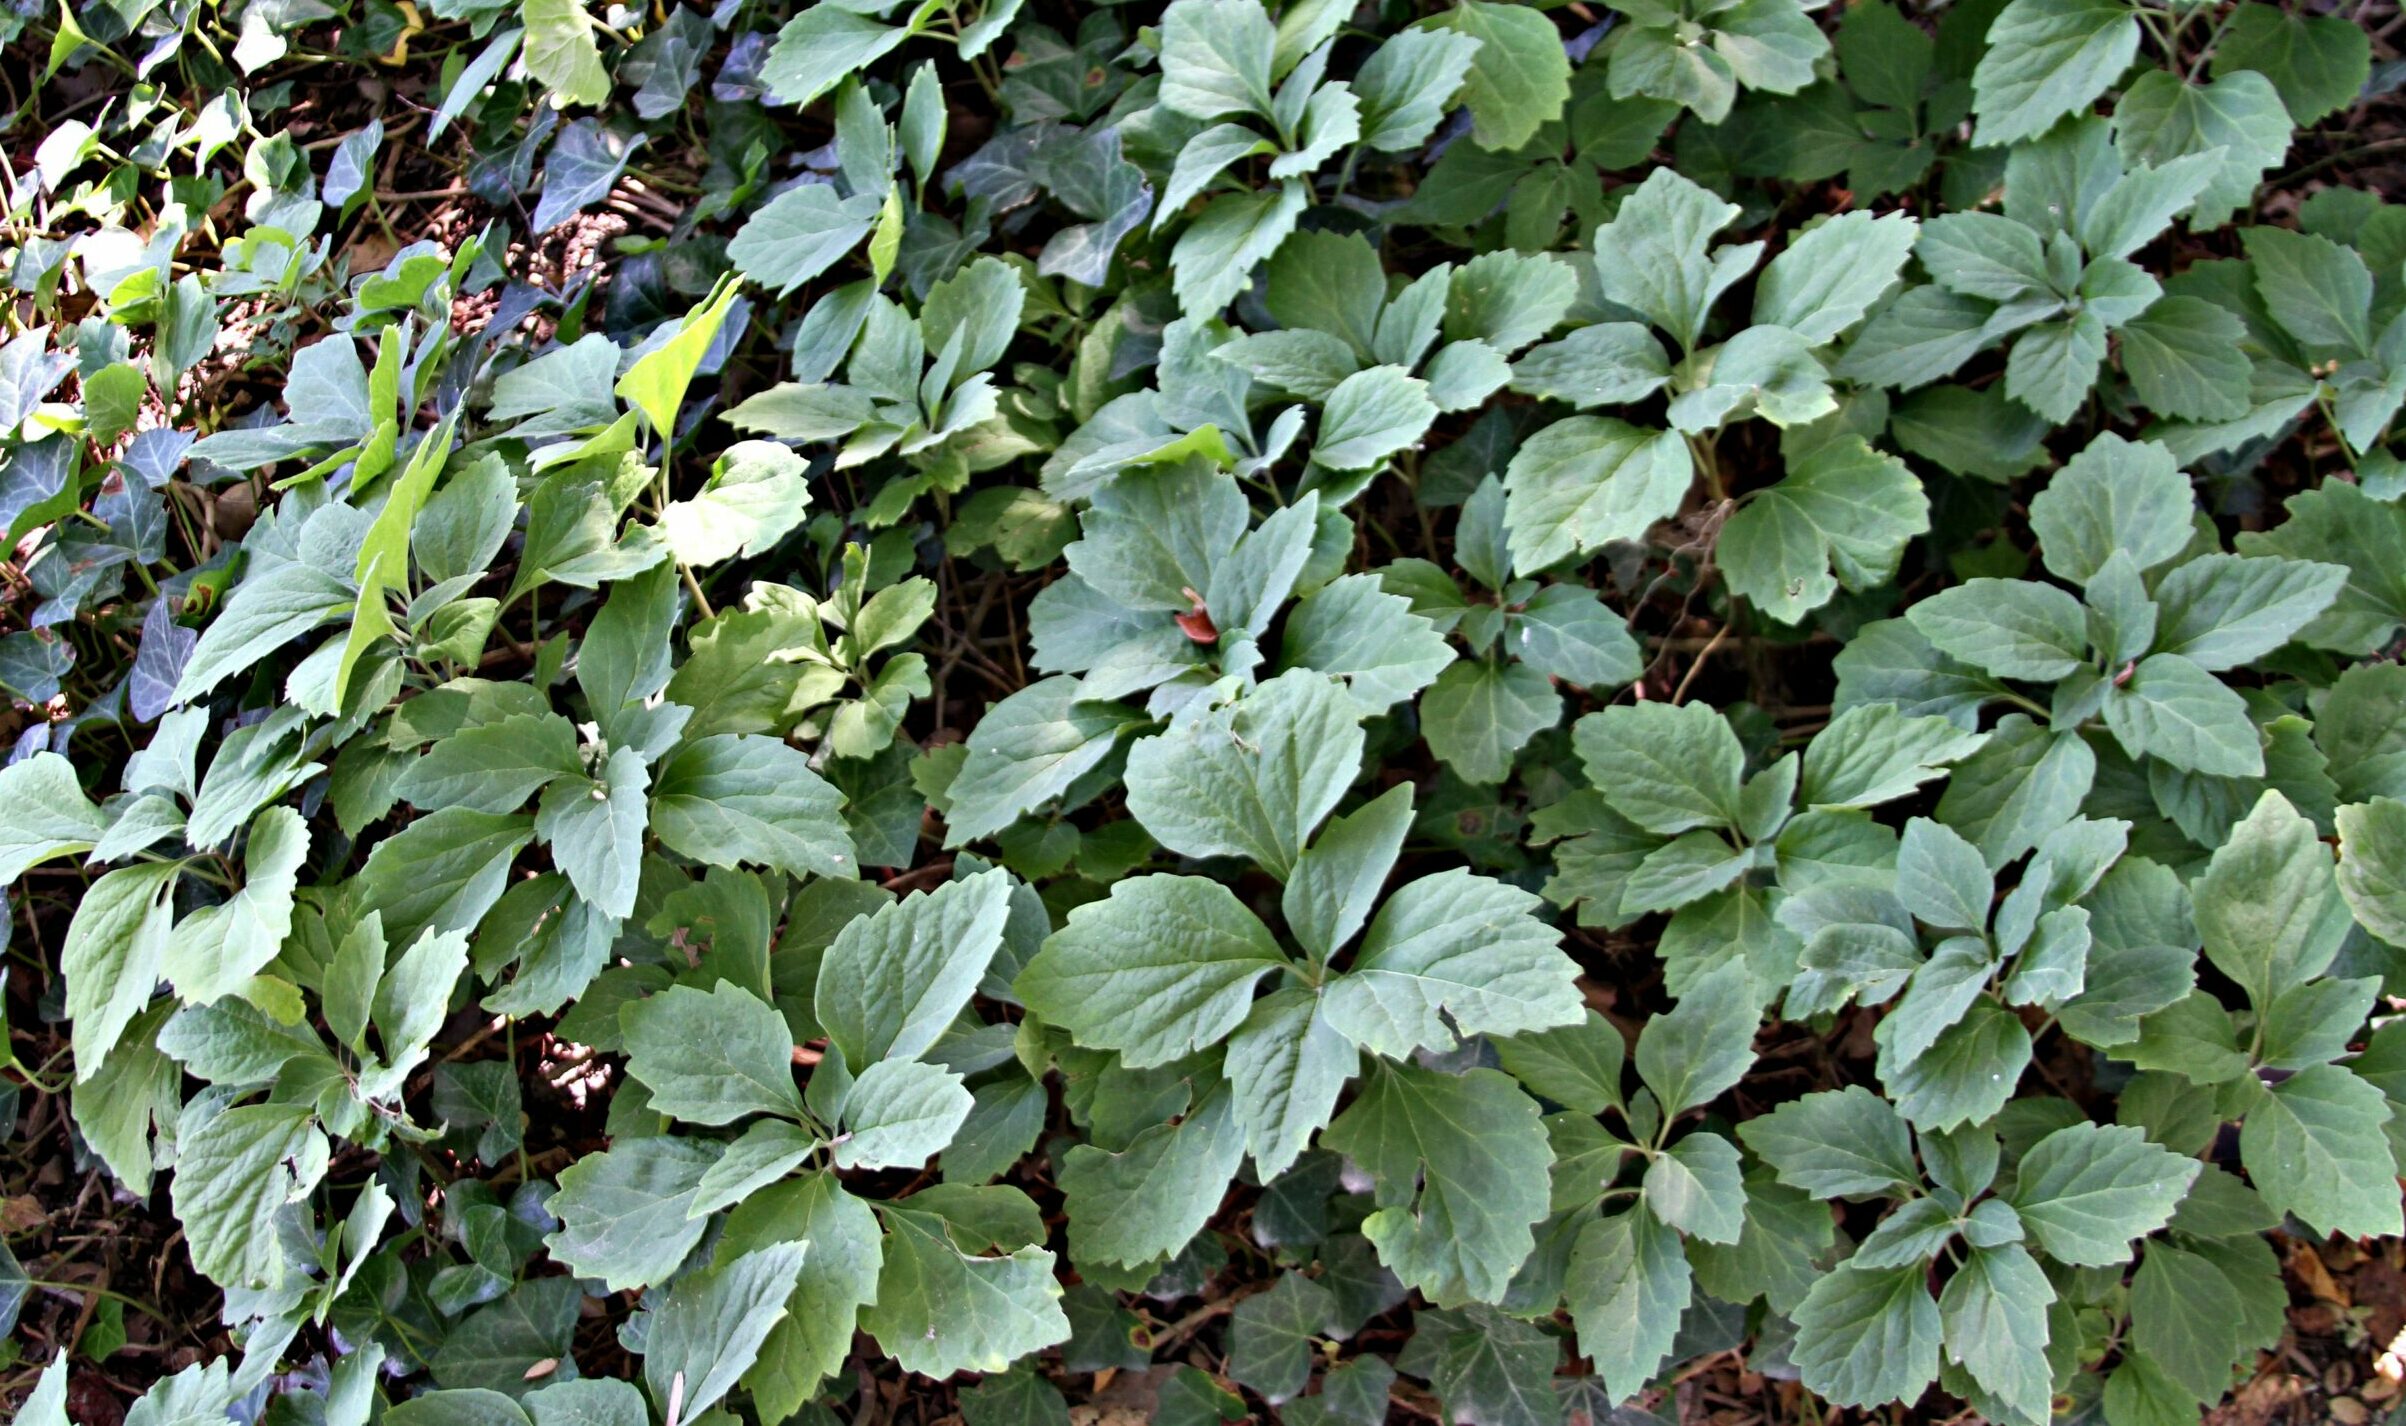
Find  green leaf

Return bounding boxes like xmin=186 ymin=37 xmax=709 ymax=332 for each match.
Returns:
xmin=0 ymin=752 xmax=107 ymax=882
xmin=2102 ymin=653 xmax=2261 ymax=776
xmin=1321 ymin=869 xmax=1580 ymax=1058
xmin=1719 ymin=437 xmax=1927 ymax=625
xmin=172 ymin=1101 xmax=324 ymax=1290
xmin=639 ymin=1242 xmax=808 ymax=1422
xmin=2235 ymin=482 xmax=2406 ymax=654
xmin=1284 ymin=782 xmax=1414 ymax=961
xmin=728 ymin=185 xmax=884 ymax=297
xmin=2151 ymin=554 xmax=2347 ymax=671
xmin=1494 ymin=1011 xmax=1626 ymax=1119
xmin=1422 ymin=2 xmax=1570 ymax=150
xmin=159 ymin=807 xmax=307 ymax=1006
xmin=2339 ymin=798 xmax=2406 ymax=949
xmin=2009 ymin=1122 xmax=2200 ymax=1266
xmin=171 ymin=561 xmax=356 ymax=705
xmin=544 ymin=1138 xmax=718 ymax=1291
xmin=2114 ymin=71 xmax=2292 ymax=231
xmin=1791 ymin=1261 xmax=1941 ymax=1408
xmin=837 ymin=1058 xmax=972 ymax=1171
xmin=1061 ymin=1082 xmax=1245 ymax=1267
xmin=1322 ymin=1063 xmax=1553 ymax=1306
xmin=2192 ymin=791 xmax=2351 ymax=1008
xmin=1122 ymin=669 xmax=1363 ymax=879
xmin=1313 ymin=366 xmax=1437 ymax=471
xmin=1737 ymin=1085 xmax=1919 ymax=1199
xmin=1565 ymin=1207 xmax=1690 ymax=1402
xmin=1173 ymin=182 xmax=1308 ymax=317
xmin=662 ymin=441 xmax=811 ymax=566
xmin=520 ymin=0 xmax=609 ymax=105
xmin=1571 ymin=701 xmax=1746 ymax=835
xmin=64 ymin=862 xmax=182 ymax=1077
xmin=1019 ymin=874 xmax=1284 ymax=1067
xmin=621 ymin=981 xmax=804 ymax=1126
xmin=1227 ymin=989 xmax=1356 ymax=1180
xmin=1418 ymin=660 xmax=1558 ymax=786
xmin=1158 ymin=0 xmax=1276 ymax=119
xmin=1905 ymin=578 xmax=2089 ymax=682
xmin=1501 ymin=416 xmax=1691 ymax=572
xmin=718 ymin=1174 xmax=882 ymax=1414
xmin=1590 ymin=169 xmax=1750 ymax=352
xmin=397 ymin=713 xmax=582 ymax=813
xmin=1971 ymin=0 xmax=2139 ymax=147
xmin=535 ymin=745 xmax=648 ymax=920
xmin=2238 ymin=1063 xmax=2403 ymax=1238
xmin=2244 ymin=226 xmax=2374 ymax=359
xmin=1754 ymin=211 xmax=1921 ymax=344
xmin=1509 ymin=323 xmax=1673 ymax=409
xmin=1354 ymin=28 xmax=1481 ymax=152
xmin=943 ymin=678 xmax=1143 ymax=844
xmin=2118 ymin=296 xmax=2254 ymax=422
xmin=2212 ymin=2 xmax=2371 ymax=126
xmin=1632 ymin=963 xmax=1759 ymax=1116
xmin=1644 ymin=1130 xmax=1746 ymax=1243
xmin=818 ymin=868 xmax=1011 ymax=1069
xmin=859 ymin=1205 xmax=1069 ymax=1377
xmin=1939 ymin=1244 xmax=2054 ymax=1426
xmin=763 ymin=4 xmax=915 ymax=107
xmin=1798 ymin=704 xmax=1987 ymax=811
xmin=650 ymin=733 xmax=855 ymax=881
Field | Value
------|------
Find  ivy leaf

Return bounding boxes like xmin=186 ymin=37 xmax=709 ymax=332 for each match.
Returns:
xmin=1018 ymin=871 xmax=1284 ymax=1071
xmin=1322 ymin=1064 xmax=1552 ymax=1306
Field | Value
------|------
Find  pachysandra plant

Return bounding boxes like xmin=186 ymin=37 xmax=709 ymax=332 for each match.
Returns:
xmin=9 ymin=0 xmax=2406 ymax=1424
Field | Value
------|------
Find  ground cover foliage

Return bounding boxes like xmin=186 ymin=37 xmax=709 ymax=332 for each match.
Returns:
xmin=6 ymin=0 xmax=2406 ymax=1420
